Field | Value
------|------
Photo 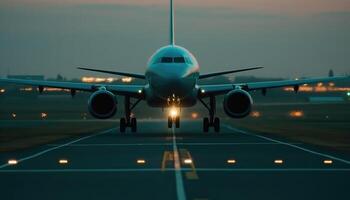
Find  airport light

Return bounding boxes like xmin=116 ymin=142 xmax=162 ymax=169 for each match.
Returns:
xmin=0 ymin=89 xmax=5 ymax=93
xmin=274 ymin=159 xmax=284 ymax=164
xmin=11 ymin=113 xmax=17 ymax=119
xmin=347 ymin=92 xmax=350 ymax=97
xmin=289 ymin=110 xmax=304 ymax=118
xmin=41 ymin=112 xmax=48 ymax=119
xmin=191 ymin=112 xmax=198 ymax=119
xmin=8 ymin=159 xmax=18 ymax=165
xmin=227 ymin=159 xmax=236 ymax=164
xmin=323 ymin=160 xmax=333 ymax=165
xmin=251 ymin=111 xmax=261 ymax=118
xmin=183 ymin=159 xmax=192 ymax=164
xmin=59 ymin=159 xmax=69 ymax=164
xmin=137 ymin=159 xmax=146 ymax=164
xmin=121 ymin=77 xmax=133 ymax=83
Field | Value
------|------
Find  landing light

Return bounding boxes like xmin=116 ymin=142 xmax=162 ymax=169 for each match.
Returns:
xmin=201 ymin=89 xmax=205 ymax=93
xmin=347 ymin=92 xmax=350 ymax=97
xmin=169 ymin=107 xmax=178 ymax=118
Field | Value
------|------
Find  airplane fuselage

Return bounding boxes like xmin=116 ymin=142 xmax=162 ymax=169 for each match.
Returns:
xmin=145 ymin=45 xmax=200 ymax=107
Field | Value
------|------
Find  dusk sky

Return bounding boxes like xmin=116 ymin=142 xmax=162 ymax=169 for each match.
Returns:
xmin=0 ymin=0 xmax=349 ymax=79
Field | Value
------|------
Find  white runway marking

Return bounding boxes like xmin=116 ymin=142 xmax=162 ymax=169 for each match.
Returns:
xmin=1 ymin=168 xmax=350 ymax=173
xmin=0 ymin=128 xmax=115 ymax=169
xmin=224 ymin=125 xmax=350 ymax=165
xmin=47 ymin=142 xmax=302 ymax=147
xmin=172 ymin=127 xmax=187 ymax=200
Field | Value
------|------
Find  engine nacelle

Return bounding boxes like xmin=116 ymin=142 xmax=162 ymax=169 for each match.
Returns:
xmin=88 ymin=90 xmax=117 ymax=119
xmin=223 ymin=89 xmax=253 ymax=118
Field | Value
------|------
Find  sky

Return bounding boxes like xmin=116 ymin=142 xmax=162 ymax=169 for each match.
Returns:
xmin=0 ymin=0 xmax=349 ymax=79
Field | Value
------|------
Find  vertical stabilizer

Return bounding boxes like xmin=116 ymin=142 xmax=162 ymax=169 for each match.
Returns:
xmin=170 ymin=0 xmax=175 ymax=45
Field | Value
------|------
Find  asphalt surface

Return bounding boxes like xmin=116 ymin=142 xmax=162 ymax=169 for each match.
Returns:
xmin=1 ymin=120 xmax=350 ymax=200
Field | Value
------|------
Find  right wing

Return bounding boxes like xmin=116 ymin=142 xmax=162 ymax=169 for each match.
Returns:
xmin=198 ymin=76 xmax=349 ymax=97
xmin=0 ymin=78 xmax=145 ymax=98
xmin=199 ymin=67 xmax=263 ymax=79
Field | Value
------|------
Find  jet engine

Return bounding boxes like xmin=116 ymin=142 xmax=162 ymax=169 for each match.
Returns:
xmin=88 ymin=90 xmax=117 ymax=119
xmin=223 ymin=89 xmax=253 ymax=118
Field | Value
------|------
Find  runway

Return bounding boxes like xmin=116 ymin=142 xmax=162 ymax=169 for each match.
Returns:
xmin=1 ymin=121 xmax=350 ymax=200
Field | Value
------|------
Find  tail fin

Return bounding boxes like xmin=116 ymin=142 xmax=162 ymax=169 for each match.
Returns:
xmin=170 ymin=0 xmax=175 ymax=45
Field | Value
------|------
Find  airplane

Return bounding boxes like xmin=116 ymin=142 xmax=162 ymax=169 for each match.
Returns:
xmin=0 ymin=0 xmax=348 ymax=133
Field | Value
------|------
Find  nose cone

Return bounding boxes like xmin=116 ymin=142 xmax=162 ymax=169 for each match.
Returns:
xmin=148 ymin=65 xmax=196 ymax=98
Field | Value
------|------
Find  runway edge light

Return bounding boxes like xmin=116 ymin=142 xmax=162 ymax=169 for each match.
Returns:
xmin=323 ymin=160 xmax=333 ymax=165
xmin=227 ymin=159 xmax=236 ymax=164
xmin=8 ymin=159 xmax=18 ymax=165
xmin=59 ymin=159 xmax=69 ymax=164
xmin=137 ymin=159 xmax=146 ymax=164
xmin=274 ymin=159 xmax=284 ymax=164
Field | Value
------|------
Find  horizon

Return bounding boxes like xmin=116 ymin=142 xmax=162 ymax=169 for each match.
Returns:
xmin=0 ymin=0 xmax=349 ymax=79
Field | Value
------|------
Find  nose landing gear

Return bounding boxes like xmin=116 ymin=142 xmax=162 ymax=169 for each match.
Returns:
xmin=167 ymin=94 xmax=181 ymax=129
xmin=168 ymin=116 xmax=180 ymax=128
xmin=199 ymin=95 xmax=220 ymax=133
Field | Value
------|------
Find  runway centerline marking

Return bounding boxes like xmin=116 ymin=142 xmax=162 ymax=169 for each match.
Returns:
xmin=0 ymin=128 xmax=115 ymax=169
xmin=172 ymin=127 xmax=187 ymax=200
xmin=224 ymin=124 xmax=350 ymax=165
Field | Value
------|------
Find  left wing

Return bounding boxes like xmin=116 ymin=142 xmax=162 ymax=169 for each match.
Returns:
xmin=0 ymin=78 xmax=145 ymax=98
xmin=198 ymin=76 xmax=349 ymax=97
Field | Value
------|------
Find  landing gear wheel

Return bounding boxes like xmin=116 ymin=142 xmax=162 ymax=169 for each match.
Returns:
xmin=168 ymin=116 xmax=173 ymax=128
xmin=120 ymin=118 xmax=126 ymax=133
xmin=131 ymin=118 xmax=137 ymax=132
xmin=203 ymin=117 xmax=209 ymax=132
xmin=175 ymin=116 xmax=180 ymax=128
xmin=214 ymin=117 xmax=220 ymax=132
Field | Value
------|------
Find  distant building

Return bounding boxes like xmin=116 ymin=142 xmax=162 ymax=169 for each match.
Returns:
xmin=7 ymin=75 xmax=44 ymax=80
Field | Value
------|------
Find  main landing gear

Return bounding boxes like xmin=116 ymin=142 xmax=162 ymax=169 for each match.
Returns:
xmin=168 ymin=116 xmax=180 ymax=128
xmin=120 ymin=96 xmax=141 ymax=133
xmin=199 ymin=96 xmax=220 ymax=132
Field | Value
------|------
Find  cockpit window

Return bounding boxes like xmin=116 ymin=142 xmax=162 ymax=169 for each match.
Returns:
xmin=161 ymin=57 xmax=173 ymax=63
xmin=174 ymin=57 xmax=185 ymax=63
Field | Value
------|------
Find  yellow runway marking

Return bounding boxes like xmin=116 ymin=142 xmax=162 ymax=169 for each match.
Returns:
xmin=161 ymin=151 xmax=174 ymax=170
xmin=180 ymin=149 xmax=199 ymax=180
